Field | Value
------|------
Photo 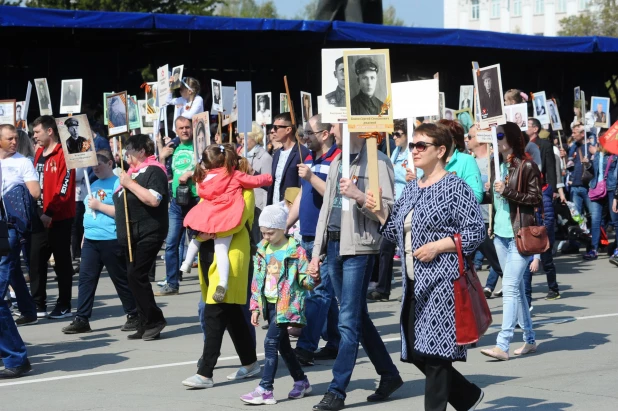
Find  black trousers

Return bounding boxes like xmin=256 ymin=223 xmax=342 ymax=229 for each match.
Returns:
xmin=371 ymin=238 xmax=396 ymax=295
xmin=198 ymin=303 xmax=258 ymax=378
xmin=402 ymin=278 xmax=481 ymax=411
xmin=124 ymin=238 xmax=165 ymax=329
xmin=29 ymin=218 xmax=74 ymax=311
xmin=71 ymin=202 xmax=85 ymax=259
xmin=477 ymin=223 xmax=503 ymax=275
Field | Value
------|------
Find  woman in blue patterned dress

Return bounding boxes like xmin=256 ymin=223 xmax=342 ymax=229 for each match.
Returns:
xmin=367 ymin=123 xmax=486 ymax=411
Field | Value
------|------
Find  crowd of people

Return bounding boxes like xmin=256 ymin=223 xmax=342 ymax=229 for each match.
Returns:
xmin=0 ymin=77 xmax=614 ymax=411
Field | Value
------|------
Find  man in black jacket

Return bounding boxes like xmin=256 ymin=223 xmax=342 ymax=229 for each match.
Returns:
xmin=527 ymin=118 xmax=557 ymax=190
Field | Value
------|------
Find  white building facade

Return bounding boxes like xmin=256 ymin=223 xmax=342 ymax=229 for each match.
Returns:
xmin=444 ymin=0 xmax=591 ymax=36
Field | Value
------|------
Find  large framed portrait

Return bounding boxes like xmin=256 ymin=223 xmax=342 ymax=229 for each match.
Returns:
xmin=56 ymin=114 xmax=97 ymax=169
xmin=532 ymin=91 xmax=550 ymax=125
xmin=255 ymin=92 xmax=272 ymax=125
xmin=106 ymin=91 xmax=129 ymax=137
xmin=59 ymin=79 xmax=83 ymax=115
xmin=0 ymin=100 xmax=16 ymax=126
xmin=343 ymin=49 xmax=393 ymax=132
xmin=473 ymin=64 xmax=506 ymax=129
xmin=459 ymin=85 xmax=474 ymax=110
xmin=34 ymin=78 xmax=52 ymax=116
xmin=128 ymin=95 xmax=142 ymax=131
xmin=170 ymin=65 xmax=184 ymax=90
xmin=547 ymin=99 xmax=563 ymax=131
xmin=192 ymin=111 xmax=210 ymax=163
xmin=591 ymin=96 xmax=610 ymax=128
xmin=505 ymin=103 xmax=528 ymax=131
xmin=300 ymin=91 xmax=313 ymax=125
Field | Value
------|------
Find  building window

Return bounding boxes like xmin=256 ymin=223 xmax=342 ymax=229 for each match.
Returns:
xmin=471 ymin=0 xmax=480 ymax=20
xmin=491 ymin=0 xmax=500 ymax=18
xmin=535 ymin=0 xmax=544 ymax=14
xmin=557 ymin=0 xmax=567 ymax=12
xmin=513 ymin=0 xmax=521 ymax=16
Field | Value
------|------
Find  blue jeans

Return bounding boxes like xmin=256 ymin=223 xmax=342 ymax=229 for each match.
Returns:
xmin=473 ymin=250 xmax=484 ymax=268
xmin=590 ymin=191 xmax=618 ymax=251
xmin=570 ymin=186 xmax=592 ymax=218
xmin=297 ymin=239 xmax=340 ymax=353
xmin=164 ymin=197 xmax=198 ymax=289
xmin=326 ymin=240 xmax=399 ymax=399
xmin=484 ymin=267 xmax=502 ymax=291
xmin=0 ymin=229 xmax=29 ymax=368
xmin=494 ymin=236 xmax=535 ymax=352
xmin=1 ymin=228 xmax=36 ymax=318
xmin=259 ymin=303 xmax=306 ymax=391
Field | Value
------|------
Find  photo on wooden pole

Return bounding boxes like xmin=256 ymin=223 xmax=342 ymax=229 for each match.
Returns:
xmin=547 ymin=99 xmax=563 ymax=131
xmin=459 ymin=85 xmax=474 ymax=110
xmin=145 ymin=82 xmax=158 ymax=121
xmin=59 ymin=79 xmax=83 ymax=114
xmin=255 ymin=92 xmax=272 ymax=125
xmin=591 ymin=96 xmax=610 ymax=128
xmin=279 ymin=93 xmax=289 ymax=114
xmin=106 ymin=91 xmax=129 ymax=137
xmin=192 ymin=111 xmax=211 ymax=163
xmin=15 ymin=101 xmax=27 ymax=131
xmin=56 ymin=114 xmax=97 ymax=170
xmin=34 ymin=78 xmax=52 ymax=116
xmin=473 ymin=64 xmax=506 ymax=129
xmin=138 ymin=99 xmax=154 ymax=134
xmin=128 ymin=95 xmax=142 ymax=131
xmin=170 ymin=65 xmax=184 ymax=90
xmin=300 ymin=91 xmax=313 ymax=125
xmin=211 ymin=79 xmax=223 ymax=113
xmin=504 ymin=103 xmax=528 ymax=131
xmin=532 ymin=91 xmax=550 ymax=126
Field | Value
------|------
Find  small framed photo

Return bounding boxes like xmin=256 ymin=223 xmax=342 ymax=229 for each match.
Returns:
xmin=192 ymin=112 xmax=210 ymax=163
xmin=300 ymin=91 xmax=313 ymax=125
xmin=145 ymin=83 xmax=158 ymax=121
xmin=16 ymin=101 xmax=27 ymax=130
xmin=170 ymin=65 xmax=184 ymax=90
xmin=34 ymin=78 xmax=52 ymax=116
xmin=138 ymin=99 xmax=154 ymax=134
xmin=344 ymin=49 xmax=393 ymax=132
xmin=547 ymin=99 xmax=563 ymax=131
xmin=473 ymin=64 xmax=506 ymax=129
xmin=106 ymin=91 xmax=129 ymax=137
xmin=56 ymin=114 xmax=97 ymax=169
xmin=438 ymin=92 xmax=445 ymax=119
xmin=459 ymin=85 xmax=474 ymax=110
xmin=255 ymin=92 xmax=272 ymax=125
xmin=574 ymin=86 xmax=581 ymax=102
xmin=443 ymin=108 xmax=456 ymax=121
xmin=59 ymin=79 xmax=83 ymax=114
xmin=211 ymin=79 xmax=222 ymax=113
xmin=279 ymin=93 xmax=289 ymax=113
xmin=532 ymin=91 xmax=550 ymax=125
xmin=157 ymin=64 xmax=170 ymax=104
xmin=0 ymin=100 xmax=16 ymax=126
xmin=128 ymin=95 xmax=142 ymax=131
xmin=591 ymin=96 xmax=611 ymax=128
xmin=505 ymin=103 xmax=528 ymax=131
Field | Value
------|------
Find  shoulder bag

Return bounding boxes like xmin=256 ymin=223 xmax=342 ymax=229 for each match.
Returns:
xmin=589 ymin=155 xmax=613 ymax=201
xmin=514 ymin=160 xmax=550 ymax=256
xmin=453 ymin=233 xmax=492 ymax=345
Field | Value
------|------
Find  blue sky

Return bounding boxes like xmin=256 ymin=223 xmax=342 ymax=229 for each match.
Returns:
xmin=273 ymin=0 xmax=443 ymax=28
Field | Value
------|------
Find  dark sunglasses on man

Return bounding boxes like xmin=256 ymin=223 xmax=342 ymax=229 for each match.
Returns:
xmin=393 ymin=132 xmax=403 ymax=138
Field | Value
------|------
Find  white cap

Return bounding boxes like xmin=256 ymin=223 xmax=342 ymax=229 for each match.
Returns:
xmin=259 ymin=202 xmax=289 ymax=230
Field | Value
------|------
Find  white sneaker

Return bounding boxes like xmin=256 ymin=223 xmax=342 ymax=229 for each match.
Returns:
xmin=180 ymin=261 xmax=192 ymax=274
xmin=37 ymin=311 xmax=48 ymax=319
xmin=182 ymin=374 xmax=213 ymax=389
xmin=156 ymin=280 xmax=167 ymax=287
xmin=227 ymin=361 xmax=261 ymax=380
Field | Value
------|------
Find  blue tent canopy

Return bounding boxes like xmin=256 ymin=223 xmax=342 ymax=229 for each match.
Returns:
xmin=1 ymin=5 xmax=616 ymax=54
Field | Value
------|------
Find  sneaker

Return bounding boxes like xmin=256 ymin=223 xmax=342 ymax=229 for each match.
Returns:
xmin=240 ymin=387 xmax=277 ymax=405
xmin=393 ymin=255 xmax=401 ymax=261
xmin=367 ymin=290 xmax=389 ymax=302
xmin=37 ymin=310 xmax=48 ymax=319
xmin=480 ymin=346 xmax=509 ymax=361
xmin=494 ymin=288 xmax=503 ymax=297
xmin=583 ymin=250 xmax=598 ymax=260
xmin=314 ymin=346 xmax=338 ymax=361
xmin=470 ymin=389 xmax=484 ymax=410
xmin=15 ymin=315 xmax=37 ymax=326
xmin=545 ymin=290 xmax=561 ymax=300
xmin=62 ymin=317 xmax=91 ymax=334
xmin=212 ymin=285 xmax=226 ymax=303
xmin=142 ymin=320 xmax=166 ymax=341
xmin=261 ymin=323 xmax=269 ymax=330
xmin=48 ymin=305 xmax=72 ymax=319
xmin=156 ymin=279 xmax=167 ymax=287
xmin=154 ymin=284 xmax=179 ymax=296
xmin=182 ymin=374 xmax=213 ymax=389
xmin=610 ymin=253 xmax=618 ymax=267
xmin=289 ymin=378 xmax=312 ymax=399
xmin=313 ymin=392 xmax=345 ymax=411
xmin=513 ymin=343 xmax=537 ymax=356
xmin=367 ymin=375 xmax=404 ymax=401
xmin=120 ymin=315 xmax=140 ymax=332
xmin=226 ymin=361 xmax=261 ymax=380
xmin=483 ymin=287 xmax=492 ymax=299
xmin=0 ymin=359 xmax=32 ymax=379
xmin=180 ymin=261 xmax=192 ymax=274
xmin=294 ymin=347 xmax=315 ymax=366
xmin=127 ymin=328 xmax=145 ymax=340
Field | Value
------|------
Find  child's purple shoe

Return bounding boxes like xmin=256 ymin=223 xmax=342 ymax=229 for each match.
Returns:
xmin=288 ymin=377 xmax=312 ymax=399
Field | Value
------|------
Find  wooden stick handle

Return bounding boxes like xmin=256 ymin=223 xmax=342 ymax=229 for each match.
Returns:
xmin=118 ymin=136 xmax=133 ymax=262
xmin=284 ymin=75 xmax=304 ymax=164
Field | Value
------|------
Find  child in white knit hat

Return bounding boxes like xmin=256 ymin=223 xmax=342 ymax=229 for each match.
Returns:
xmin=240 ymin=202 xmax=320 ymax=405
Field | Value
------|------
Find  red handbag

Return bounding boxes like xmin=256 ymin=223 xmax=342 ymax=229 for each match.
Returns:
xmin=453 ymin=233 xmax=493 ymax=345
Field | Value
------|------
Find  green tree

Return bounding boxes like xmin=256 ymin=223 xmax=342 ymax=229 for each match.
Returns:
xmin=383 ymin=5 xmax=404 ymax=26
xmin=558 ymin=0 xmax=618 ymax=37
xmin=217 ymin=0 xmax=279 ymax=18
xmin=13 ymin=0 xmax=223 ymax=15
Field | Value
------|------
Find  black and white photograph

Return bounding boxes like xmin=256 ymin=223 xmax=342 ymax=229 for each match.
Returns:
xmin=591 ymin=96 xmax=610 ymax=128
xmin=547 ymin=99 xmax=563 ymax=131
xmin=145 ymin=82 xmax=158 ymax=121
xmin=473 ymin=64 xmax=505 ymax=128
xmin=574 ymin=86 xmax=581 ymax=102
xmin=15 ymin=101 xmax=27 ymax=131
xmin=301 ymin=91 xmax=313 ymax=125
xmin=343 ymin=49 xmax=393 ymax=132
xmin=128 ymin=95 xmax=142 ymax=131
xmin=443 ymin=107 xmax=455 ymax=121
xmin=505 ymin=103 xmax=528 ymax=131
xmin=59 ymin=79 xmax=83 ymax=114
xmin=192 ymin=111 xmax=210 ymax=162
xmin=170 ymin=65 xmax=184 ymax=90
xmin=255 ymin=92 xmax=272 ymax=125
xmin=211 ymin=79 xmax=222 ymax=113
xmin=0 ymin=100 xmax=16 ymax=126
xmin=459 ymin=85 xmax=474 ymax=110
xmin=138 ymin=99 xmax=154 ymax=134
xmin=34 ymin=78 xmax=52 ymax=115
xmin=56 ymin=114 xmax=97 ymax=169
xmin=532 ymin=91 xmax=550 ymax=125
xmin=106 ymin=91 xmax=129 ymax=136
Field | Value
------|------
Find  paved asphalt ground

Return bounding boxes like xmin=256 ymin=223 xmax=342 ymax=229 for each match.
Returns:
xmin=1 ymin=250 xmax=617 ymax=410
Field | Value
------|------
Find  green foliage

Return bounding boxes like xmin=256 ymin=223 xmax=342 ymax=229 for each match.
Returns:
xmin=19 ymin=0 xmax=224 ymax=15
xmin=217 ymin=0 xmax=279 ymax=19
xmin=383 ymin=5 xmax=405 ymax=26
xmin=558 ymin=0 xmax=618 ymax=37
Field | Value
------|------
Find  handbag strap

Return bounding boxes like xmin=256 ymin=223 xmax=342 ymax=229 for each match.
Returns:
xmin=453 ymin=233 xmax=465 ymax=278
xmin=602 ymin=155 xmax=613 ymax=179
xmin=515 ymin=159 xmax=526 ymax=229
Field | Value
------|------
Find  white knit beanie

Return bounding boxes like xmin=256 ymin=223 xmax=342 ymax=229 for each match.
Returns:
xmin=259 ymin=201 xmax=289 ymax=230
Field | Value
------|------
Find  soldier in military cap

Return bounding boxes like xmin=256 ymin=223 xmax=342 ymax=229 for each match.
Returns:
xmin=350 ymin=57 xmax=383 ymax=116
xmin=325 ymin=57 xmax=346 ymax=107
xmin=64 ymin=117 xmax=91 ymax=154
xmin=479 ymin=70 xmax=501 ymax=119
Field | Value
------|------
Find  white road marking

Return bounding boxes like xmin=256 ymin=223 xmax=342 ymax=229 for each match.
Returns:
xmin=1 ymin=312 xmax=616 ymax=388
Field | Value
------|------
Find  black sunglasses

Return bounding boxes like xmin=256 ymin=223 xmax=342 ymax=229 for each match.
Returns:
xmin=270 ymin=124 xmax=291 ymax=132
xmin=393 ymin=132 xmax=402 ymax=138
xmin=409 ymin=141 xmax=438 ymax=152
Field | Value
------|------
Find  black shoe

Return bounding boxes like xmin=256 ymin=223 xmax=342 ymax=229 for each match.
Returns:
xmin=367 ymin=375 xmax=404 ymax=402
xmin=142 ymin=320 xmax=167 ymax=341
xmin=545 ymin=290 xmax=561 ymax=300
xmin=15 ymin=315 xmax=38 ymax=326
xmin=0 ymin=359 xmax=32 ymax=379
xmin=128 ymin=328 xmax=145 ymax=340
xmin=610 ymin=255 xmax=618 ymax=267
xmin=261 ymin=323 xmax=269 ymax=330
xmin=294 ymin=347 xmax=315 ymax=366
xmin=313 ymin=392 xmax=345 ymax=411
xmin=48 ymin=305 xmax=72 ymax=319
xmin=62 ymin=317 xmax=91 ymax=334
xmin=314 ymin=346 xmax=338 ymax=360
xmin=120 ymin=315 xmax=140 ymax=332
xmin=366 ymin=290 xmax=389 ymax=302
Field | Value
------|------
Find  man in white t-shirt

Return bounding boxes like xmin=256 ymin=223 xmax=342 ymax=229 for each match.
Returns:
xmin=0 ymin=124 xmax=41 ymax=378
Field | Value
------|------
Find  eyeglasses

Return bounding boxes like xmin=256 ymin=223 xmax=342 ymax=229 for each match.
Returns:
xmin=270 ymin=124 xmax=291 ymax=133
xmin=409 ymin=141 xmax=439 ymax=152
xmin=304 ymin=129 xmax=325 ymax=137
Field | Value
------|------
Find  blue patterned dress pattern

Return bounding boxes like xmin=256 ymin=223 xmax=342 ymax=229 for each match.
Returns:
xmin=381 ymin=173 xmax=485 ymax=361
